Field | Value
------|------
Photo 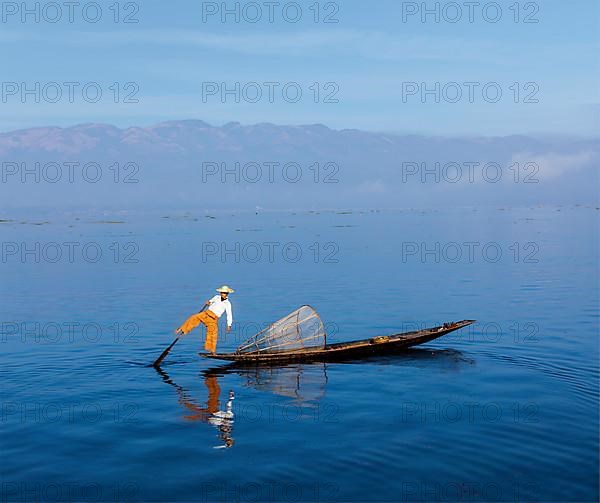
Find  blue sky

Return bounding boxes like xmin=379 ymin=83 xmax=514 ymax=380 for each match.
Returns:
xmin=0 ymin=0 xmax=598 ymax=135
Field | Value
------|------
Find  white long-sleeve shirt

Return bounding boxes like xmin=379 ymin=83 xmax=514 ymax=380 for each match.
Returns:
xmin=207 ymin=295 xmax=233 ymax=327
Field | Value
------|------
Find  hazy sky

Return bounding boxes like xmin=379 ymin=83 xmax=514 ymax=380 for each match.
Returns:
xmin=0 ymin=0 xmax=598 ymax=135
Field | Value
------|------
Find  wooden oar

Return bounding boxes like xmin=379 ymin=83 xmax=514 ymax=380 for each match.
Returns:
xmin=153 ymin=304 xmax=208 ymax=368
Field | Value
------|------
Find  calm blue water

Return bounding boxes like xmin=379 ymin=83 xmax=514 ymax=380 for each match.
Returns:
xmin=1 ymin=206 xmax=598 ymax=502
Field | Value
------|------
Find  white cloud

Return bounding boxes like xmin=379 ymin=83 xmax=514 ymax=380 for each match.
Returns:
xmin=510 ymin=151 xmax=596 ymax=179
xmin=30 ymin=28 xmax=517 ymax=63
xmin=54 ymin=28 xmax=597 ymax=64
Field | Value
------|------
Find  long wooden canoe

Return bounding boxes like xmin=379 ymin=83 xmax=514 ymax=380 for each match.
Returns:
xmin=202 ymin=320 xmax=475 ymax=363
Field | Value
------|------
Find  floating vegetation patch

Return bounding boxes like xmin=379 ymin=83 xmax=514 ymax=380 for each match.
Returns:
xmin=162 ymin=214 xmax=197 ymax=221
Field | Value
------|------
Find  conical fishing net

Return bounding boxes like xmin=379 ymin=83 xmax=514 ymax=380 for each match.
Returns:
xmin=237 ymin=305 xmax=326 ymax=354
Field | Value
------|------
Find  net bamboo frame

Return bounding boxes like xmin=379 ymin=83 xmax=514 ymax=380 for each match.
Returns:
xmin=237 ymin=305 xmax=326 ymax=354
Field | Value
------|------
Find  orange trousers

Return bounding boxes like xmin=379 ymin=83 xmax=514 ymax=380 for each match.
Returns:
xmin=178 ymin=310 xmax=219 ymax=353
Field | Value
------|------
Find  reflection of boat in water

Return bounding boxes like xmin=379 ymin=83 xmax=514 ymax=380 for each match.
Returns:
xmin=203 ymin=306 xmax=475 ymax=363
xmin=204 ymin=362 xmax=329 ymax=405
xmin=155 ymin=347 xmax=473 ymax=448
xmin=154 ymin=367 xmax=235 ymax=449
xmin=203 ymin=347 xmax=474 ymax=402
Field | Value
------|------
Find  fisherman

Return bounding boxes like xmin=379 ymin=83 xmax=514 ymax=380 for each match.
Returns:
xmin=175 ymin=285 xmax=234 ymax=355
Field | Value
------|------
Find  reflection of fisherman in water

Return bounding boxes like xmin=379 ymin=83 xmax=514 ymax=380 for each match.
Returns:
xmin=178 ymin=375 xmax=235 ymax=449
xmin=153 ymin=349 xmax=470 ymax=449
xmin=155 ymin=368 xmax=235 ymax=449
xmin=206 ymin=389 xmax=235 ymax=449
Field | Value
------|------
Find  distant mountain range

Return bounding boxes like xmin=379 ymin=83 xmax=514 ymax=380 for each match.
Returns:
xmin=0 ymin=120 xmax=597 ymax=209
